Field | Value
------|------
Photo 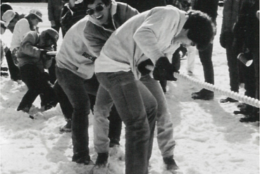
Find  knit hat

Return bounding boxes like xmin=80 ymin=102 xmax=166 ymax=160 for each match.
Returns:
xmin=2 ymin=10 xmax=15 ymax=27
xmin=26 ymin=9 xmax=43 ymax=22
xmin=0 ymin=3 xmax=13 ymax=16
xmin=41 ymin=28 xmax=59 ymax=42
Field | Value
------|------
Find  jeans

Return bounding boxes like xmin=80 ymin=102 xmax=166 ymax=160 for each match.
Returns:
xmin=5 ymin=48 xmax=21 ymax=81
xmin=18 ymin=64 xmax=55 ymax=110
xmin=140 ymin=75 xmax=175 ymax=158
xmin=96 ymin=71 xmax=157 ymax=174
xmin=56 ymin=67 xmax=122 ymax=159
xmin=56 ymin=67 xmax=98 ymax=158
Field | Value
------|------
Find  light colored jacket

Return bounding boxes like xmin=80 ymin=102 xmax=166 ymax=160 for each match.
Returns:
xmin=56 ymin=1 xmax=138 ymax=80
xmin=95 ymin=6 xmax=187 ymax=79
xmin=84 ymin=0 xmax=139 ymax=57
xmin=10 ymin=18 xmax=31 ymax=51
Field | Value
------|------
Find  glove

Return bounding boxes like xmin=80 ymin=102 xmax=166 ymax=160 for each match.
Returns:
xmin=153 ymin=57 xmax=177 ymax=81
xmin=137 ymin=59 xmax=154 ymax=76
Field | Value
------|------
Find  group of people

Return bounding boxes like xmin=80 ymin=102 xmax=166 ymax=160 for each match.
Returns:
xmin=0 ymin=0 xmax=258 ymax=174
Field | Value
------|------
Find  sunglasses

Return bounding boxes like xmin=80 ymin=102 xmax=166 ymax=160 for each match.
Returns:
xmin=86 ymin=3 xmax=105 ymax=15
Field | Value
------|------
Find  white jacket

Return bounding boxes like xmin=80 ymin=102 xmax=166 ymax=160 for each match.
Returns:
xmin=95 ymin=6 xmax=188 ymax=79
xmin=56 ymin=16 xmax=95 ymax=80
xmin=10 ymin=18 xmax=31 ymax=51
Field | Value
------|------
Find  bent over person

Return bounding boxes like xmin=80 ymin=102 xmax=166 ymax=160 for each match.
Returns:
xmin=94 ymin=5 xmax=214 ymax=174
xmin=55 ymin=0 xmax=138 ymax=165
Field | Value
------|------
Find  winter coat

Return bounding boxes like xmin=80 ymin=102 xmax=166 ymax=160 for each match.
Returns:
xmin=221 ymin=0 xmax=243 ymax=33
xmin=192 ymin=0 xmax=218 ymax=24
xmin=56 ymin=1 xmax=138 ymax=80
xmin=48 ymin=0 xmax=63 ymax=22
xmin=94 ymin=6 xmax=187 ymax=79
xmin=84 ymin=0 xmax=139 ymax=57
xmin=10 ymin=18 xmax=32 ymax=51
xmin=233 ymin=0 xmax=259 ymax=52
xmin=17 ymin=31 xmax=47 ymax=72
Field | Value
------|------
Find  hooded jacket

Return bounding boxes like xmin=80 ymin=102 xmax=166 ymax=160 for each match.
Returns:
xmin=56 ymin=1 xmax=138 ymax=79
xmin=95 ymin=6 xmax=187 ymax=79
xmin=16 ymin=31 xmax=44 ymax=71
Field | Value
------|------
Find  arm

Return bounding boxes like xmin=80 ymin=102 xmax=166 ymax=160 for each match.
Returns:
xmin=18 ymin=32 xmax=42 ymax=59
xmin=133 ymin=9 xmax=177 ymax=64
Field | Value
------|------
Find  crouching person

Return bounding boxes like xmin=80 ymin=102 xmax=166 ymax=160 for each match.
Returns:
xmin=16 ymin=28 xmax=58 ymax=113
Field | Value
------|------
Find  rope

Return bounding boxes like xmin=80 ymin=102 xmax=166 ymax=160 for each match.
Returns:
xmin=174 ymin=72 xmax=260 ymax=108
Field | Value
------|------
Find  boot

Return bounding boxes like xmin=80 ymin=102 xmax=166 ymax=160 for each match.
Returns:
xmin=191 ymin=89 xmax=214 ymax=100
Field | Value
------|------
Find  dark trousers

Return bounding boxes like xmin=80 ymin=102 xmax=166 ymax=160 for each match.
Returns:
xmin=48 ymin=59 xmax=56 ymax=84
xmin=55 ymin=67 xmax=122 ymax=157
xmin=5 ymin=49 xmax=20 ymax=81
xmin=18 ymin=64 xmax=55 ymax=110
xmin=225 ymin=37 xmax=241 ymax=92
xmin=199 ymin=43 xmax=214 ymax=85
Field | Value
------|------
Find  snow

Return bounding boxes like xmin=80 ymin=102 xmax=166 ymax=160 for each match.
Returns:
xmin=0 ymin=3 xmax=259 ymax=174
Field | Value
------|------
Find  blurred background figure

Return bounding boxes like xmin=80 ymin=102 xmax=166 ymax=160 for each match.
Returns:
xmin=48 ymin=0 xmax=64 ymax=35
xmin=219 ymin=0 xmax=243 ymax=103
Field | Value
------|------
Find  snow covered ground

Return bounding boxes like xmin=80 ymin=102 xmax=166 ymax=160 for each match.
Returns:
xmin=0 ymin=3 xmax=259 ymax=174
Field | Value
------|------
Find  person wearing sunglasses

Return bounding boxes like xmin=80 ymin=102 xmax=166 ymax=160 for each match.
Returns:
xmin=94 ymin=6 xmax=214 ymax=174
xmin=55 ymin=0 xmax=138 ymax=166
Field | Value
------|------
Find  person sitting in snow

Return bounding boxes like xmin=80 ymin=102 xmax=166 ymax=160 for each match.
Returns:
xmin=16 ymin=28 xmax=58 ymax=113
xmin=94 ymin=5 xmax=214 ymax=174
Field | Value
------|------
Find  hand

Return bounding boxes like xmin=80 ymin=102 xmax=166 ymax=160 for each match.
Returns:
xmin=153 ymin=57 xmax=177 ymax=81
xmin=220 ymin=31 xmax=231 ymax=49
xmin=137 ymin=59 xmax=154 ymax=76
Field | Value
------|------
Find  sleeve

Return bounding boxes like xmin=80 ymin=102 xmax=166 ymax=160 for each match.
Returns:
xmin=221 ymin=0 xmax=233 ymax=33
xmin=48 ymin=0 xmax=54 ymax=21
xmin=133 ymin=8 xmax=177 ymax=64
xmin=19 ymin=20 xmax=32 ymax=41
xmin=85 ymin=33 xmax=106 ymax=57
xmin=19 ymin=33 xmax=42 ymax=59
xmin=123 ymin=4 xmax=139 ymax=21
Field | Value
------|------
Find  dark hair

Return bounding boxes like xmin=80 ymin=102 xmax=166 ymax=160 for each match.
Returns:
xmin=183 ymin=10 xmax=215 ymax=50
xmin=84 ymin=0 xmax=111 ymax=7
xmin=0 ymin=3 xmax=13 ymax=18
xmin=25 ymin=14 xmax=38 ymax=30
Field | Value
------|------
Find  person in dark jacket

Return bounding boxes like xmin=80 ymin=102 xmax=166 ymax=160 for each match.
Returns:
xmin=48 ymin=0 xmax=64 ymax=34
xmin=232 ymin=0 xmax=259 ymax=122
xmin=219 ymin=0 xmax=244 ymax=103
xmin=191 ymin=0 xmax=218 ymax=100
xmin=16 ymin=29 xmax=58 ymax=113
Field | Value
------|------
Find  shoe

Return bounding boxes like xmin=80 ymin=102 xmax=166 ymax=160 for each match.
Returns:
xmin=191 ymin=89 xmax=214 ymax=100
xmin=220 ymin=97 xmax=238 ymax=103
xmin=240 ymin=114 xmax=259 ymax=122
xmin=1 ymin=67 xmax=8 ymax=71
xmin=95 ymin=153 xmax=108 ymax=167
xmin=0 ymin=72 xmax=9 ymax=77
xmin=72 ymin=153 xmax=93 ymax=165
xmin=17 ymin=105 xmax=30 ymax=113
xmin=59 ymin=120 xmax=72 ymax=133
xmin=163 ymin=156 xmax=179 ymax=171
